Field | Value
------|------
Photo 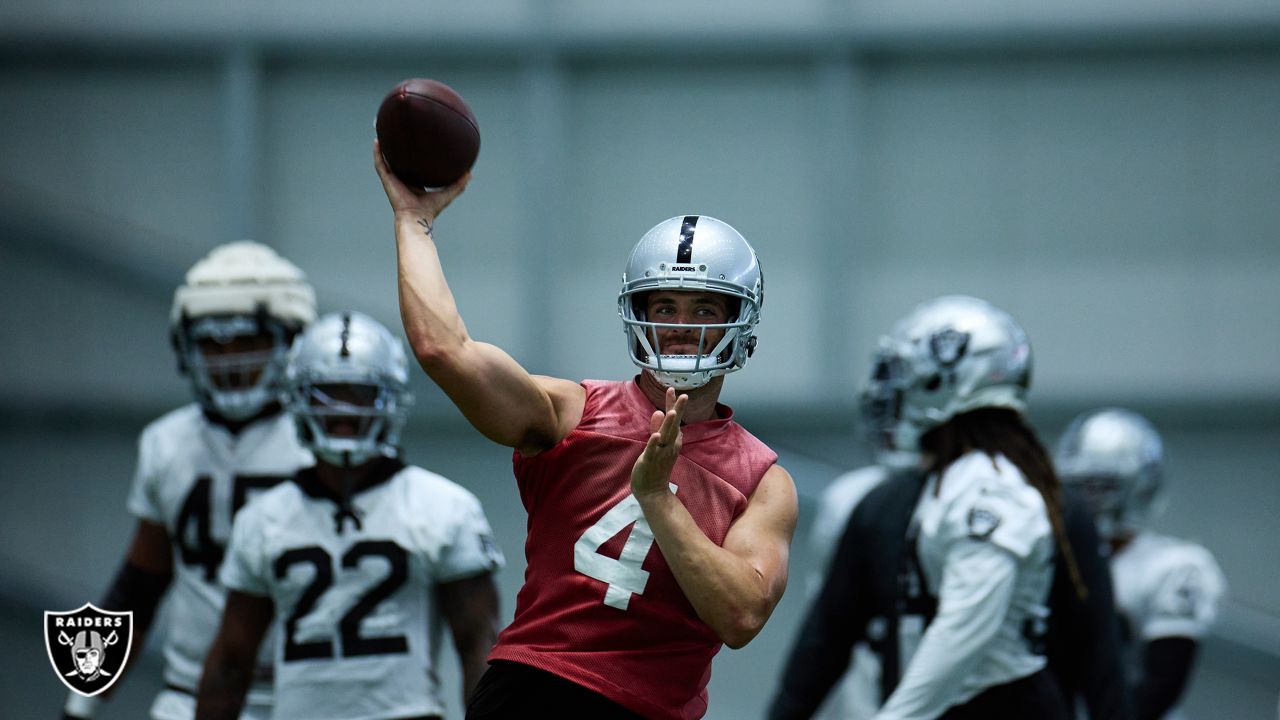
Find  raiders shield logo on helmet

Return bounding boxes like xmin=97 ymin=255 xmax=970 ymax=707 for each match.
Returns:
xmin=929 ymin=328 xmax=970 ymax=367
xmin=44 ymin=603 xmax=133 ymax=696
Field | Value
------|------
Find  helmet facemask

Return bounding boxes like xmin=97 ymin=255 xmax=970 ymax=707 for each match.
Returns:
xmin=620 ymin=288 xmax=759 ymax=390
xmin=857 ymin=344 xmax=921 ymax=468
xmin=1068 ymin=473 xmax=1129 ymax=540
xmin=176 ymin=312 xmax=294 ymax=421
xmin=292 ymin=381 xmax=407 ymax=467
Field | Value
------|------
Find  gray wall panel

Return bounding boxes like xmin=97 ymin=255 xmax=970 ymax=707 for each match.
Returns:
xmin=860 ymin=54 xmax=1280 ymax=401
xmin=561 ymin=61 xmax=825 ymax=401
xmin=0 ymin=65 xmax=226 ymax=257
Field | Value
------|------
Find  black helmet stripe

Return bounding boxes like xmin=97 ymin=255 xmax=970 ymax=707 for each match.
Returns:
xmin=677 ymin=215 xmax=698 ymax=263
xmin=339 ymin=313 xmax=352 ymax=358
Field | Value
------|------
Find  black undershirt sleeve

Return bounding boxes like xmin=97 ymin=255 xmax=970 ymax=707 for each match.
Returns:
xmin=1135 ymin=636 xmax=1198 ymax=720
xmin=100 ymin=559 xmax=172 ymax=633
xmin=767 ymin=509 xmax=869 ymax=720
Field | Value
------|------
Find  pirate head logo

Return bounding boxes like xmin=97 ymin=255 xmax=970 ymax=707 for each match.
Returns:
xmin=45 ymin=604 xmax=133 ymax=696
xmin=929 ymin=328 xmax=970 ymax=368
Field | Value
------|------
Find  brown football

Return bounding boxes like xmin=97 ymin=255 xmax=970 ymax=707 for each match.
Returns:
xmin=376 ymin=78 xmax=480 ymax=189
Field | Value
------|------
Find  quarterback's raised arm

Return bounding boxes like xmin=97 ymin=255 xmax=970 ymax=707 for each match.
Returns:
xmin=374 ymin=141 xmax=583 ymax=454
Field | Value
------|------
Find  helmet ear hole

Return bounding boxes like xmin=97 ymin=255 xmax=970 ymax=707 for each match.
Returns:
xmin=923 ymin=374 xmax=942 ymax=392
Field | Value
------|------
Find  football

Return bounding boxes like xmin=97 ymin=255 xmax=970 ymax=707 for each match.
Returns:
xmin=375 ymin=78 xmax=480 ymax=189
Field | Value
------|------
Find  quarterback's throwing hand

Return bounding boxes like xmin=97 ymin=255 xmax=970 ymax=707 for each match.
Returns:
xmin=631 ymin=387 xmax=687 ymax=498
xmin=373 ymin=139 xmax=470 ymax=221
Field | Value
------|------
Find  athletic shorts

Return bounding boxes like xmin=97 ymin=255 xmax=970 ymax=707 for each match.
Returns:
xmin=942 ymin=669 xmax=1071 ymax=720
xmin=466 ymin=661 xmax=643 ymax=719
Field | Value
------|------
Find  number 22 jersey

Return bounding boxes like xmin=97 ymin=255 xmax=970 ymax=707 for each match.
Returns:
xmin=126 ymin=404 xmax=313 ymax=703
xmin=491 ymin=379 xmax=779 ymax=720
xmin=220 ymin=459 xmax=504 ymax=720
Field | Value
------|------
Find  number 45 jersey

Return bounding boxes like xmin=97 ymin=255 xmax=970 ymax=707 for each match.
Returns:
xmin=127 ymin=404 xmax=312 ymax=703
xmin=220 ymin=459 xmax=504 ymax=720
xmin=493 ymin=379 xmax=778 ymax=720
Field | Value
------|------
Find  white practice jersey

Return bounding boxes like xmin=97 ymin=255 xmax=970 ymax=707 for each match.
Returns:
xmin=808 ymin=466 xmax=891 ymax=720
xmin=1111 ymin=531 xmax=1225 ymax=720
xmin=221 ymin=462 xmax=504 ymax=720
xmin=877 ymin=451 xmax=1054 ymax=720
xmin=127 ymin=404 xmax=313 ymax=704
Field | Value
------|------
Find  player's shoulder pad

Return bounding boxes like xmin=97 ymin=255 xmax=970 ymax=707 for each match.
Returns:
xmin=939 ymin=451 xmax=1050 ymax=559
xmin=1147 ymin=535 xmax=1228 ymax=602
xmin=1139 ymin=534 xmax=1227 ymax=638
xmin=137 ymin=403 xmax=205 ymax=460
xmin=397 ymin=465 xmax=484 ymax=520
xmin=237 ymin=479 xmax=304 ymax=531
xmin=397 ymin=466 xmax=499 ymax=567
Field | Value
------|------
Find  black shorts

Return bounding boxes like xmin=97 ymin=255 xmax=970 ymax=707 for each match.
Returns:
xmin=465 ymin=661 xmax=643 ymax=719
xmin=941 ymin=668 xmax=1071 ymax=720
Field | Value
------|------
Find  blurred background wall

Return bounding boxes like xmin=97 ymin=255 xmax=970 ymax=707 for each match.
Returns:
xmin=2 ymin=1 xmax=1277 ymax=717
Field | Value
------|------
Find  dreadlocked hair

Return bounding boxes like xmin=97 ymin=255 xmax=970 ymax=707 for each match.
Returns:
xmin=920 ymin=407 xmax=1088 ymax=601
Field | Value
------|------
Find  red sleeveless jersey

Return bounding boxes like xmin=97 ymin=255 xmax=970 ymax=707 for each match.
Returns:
xmin=489 ymin=379 xmax=778 ymax=719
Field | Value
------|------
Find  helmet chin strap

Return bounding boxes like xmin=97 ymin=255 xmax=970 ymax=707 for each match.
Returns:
xmin=333 ymin=450 xmax=363 ymax=534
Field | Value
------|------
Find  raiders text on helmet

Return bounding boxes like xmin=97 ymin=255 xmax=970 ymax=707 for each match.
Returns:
xmin=866 ymin=295 xmax=1032 ymax=452
xmin=617 ymin=215 xmax=764 ymax=390
xmin=287 ymin=311 xmax=414 ymax=466
xmin=171 ymin=241 xmax=316 ymax=421
xmin=1056 ymin=408 xmax=1165 ymax=542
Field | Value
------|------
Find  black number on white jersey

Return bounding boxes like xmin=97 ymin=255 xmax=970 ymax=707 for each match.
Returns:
xmin=275 ymin=540 xmax=411 ymax=662
xmin=276 ymin=547 xmax=334 ymax=662
xmin=175 ymin=474 xmax=288 ymax=581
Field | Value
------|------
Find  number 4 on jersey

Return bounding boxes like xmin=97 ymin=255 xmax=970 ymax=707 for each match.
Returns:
xmin=573 ymin=485 xmax=676 ymax=611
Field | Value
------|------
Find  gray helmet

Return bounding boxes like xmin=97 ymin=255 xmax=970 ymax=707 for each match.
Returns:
xmin=867 ymin=295 xmax=1032 ymax=452
xmin=171 ymin=241 xmax=316 ymax=421
xmin=1055 ymin=408 xmax=1164 ymax=542
xmin=286 ymin=311 xmax=413 ymax=466
xmin=618 ymin=215 xmax=764 ymax=389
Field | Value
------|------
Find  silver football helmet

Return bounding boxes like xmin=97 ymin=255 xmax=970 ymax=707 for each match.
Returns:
xmin=170 ymin=241 xmax=316 ymax=421
xmin=287 ymin=311 xmax=414 ymax=466
xmin=1055 ymin=408 xmax=1164 ymax=542
xmin=618 ymin=215 xmax=764 ymax=389
xmin=866 ymin=295 xmax=1032 ymax=452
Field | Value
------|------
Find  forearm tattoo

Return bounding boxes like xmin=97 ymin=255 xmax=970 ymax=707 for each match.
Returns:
xmin=417 ymin=217 xmax=433 ymax=236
